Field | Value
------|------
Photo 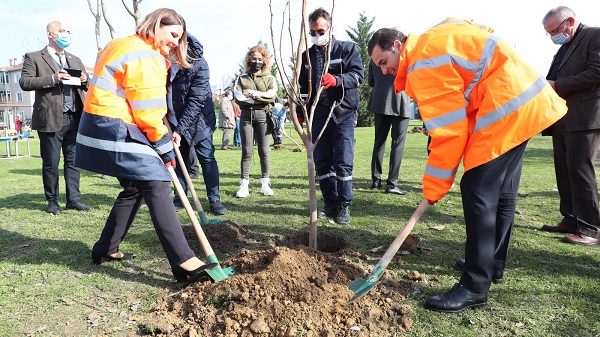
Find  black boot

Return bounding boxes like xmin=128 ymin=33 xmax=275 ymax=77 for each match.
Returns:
xmin=317 ymin=204 xmax=337 ymax=219
xmin=335 ymin=202 xmax=351 ymax=224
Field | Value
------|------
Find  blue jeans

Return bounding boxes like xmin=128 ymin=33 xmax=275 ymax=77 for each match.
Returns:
xmin=174 ymin=136 xmax=220 ymax=203
xmin=233 ymin=118 xmax=241 ymax=146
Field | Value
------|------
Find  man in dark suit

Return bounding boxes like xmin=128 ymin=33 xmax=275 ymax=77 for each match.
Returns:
xmin=367 ymin=59 xmax=410 ymax=195
xmin=19 ymin=21 xmax=91 ymax=215
xmin=541 ymin=6 xmax=600 ymax=246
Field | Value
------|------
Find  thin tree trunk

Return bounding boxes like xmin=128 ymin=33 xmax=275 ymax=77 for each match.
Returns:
xmin=101 ymin=0 xmax=116 ymax=39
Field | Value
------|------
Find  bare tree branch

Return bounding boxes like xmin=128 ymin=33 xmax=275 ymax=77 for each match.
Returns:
xmin=86 ymin=0 xmax=103 ymax=50
xmin=101 ymin=0 xmax=116 ymax=39
xmin=121 ymin=0 xmax=142 ymax=27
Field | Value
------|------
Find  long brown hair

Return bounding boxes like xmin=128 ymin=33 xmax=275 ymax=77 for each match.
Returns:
xmin=136 ymin=8 xmax=191 ymax=68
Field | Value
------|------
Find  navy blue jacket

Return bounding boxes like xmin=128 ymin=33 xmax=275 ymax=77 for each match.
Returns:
xmin=298 ymin=37 xmax=364 ymax=122
xmin=170 ymin=34 xmax=216 ymax=145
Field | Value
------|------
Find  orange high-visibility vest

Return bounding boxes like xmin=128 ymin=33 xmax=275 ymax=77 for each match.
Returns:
xmin=84 ymin=35 xmax=170 ymax=142
xmin=394 ymin=18 xmax=567 ymax=202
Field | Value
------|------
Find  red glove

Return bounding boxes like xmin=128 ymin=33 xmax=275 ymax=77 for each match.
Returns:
xmin=164 ymin=159 xmax=176 ymax=169
xmin=428 ymin=199 xmax=437 ymax=205
xmin=320 ymin=73 xmax=337 ymax=89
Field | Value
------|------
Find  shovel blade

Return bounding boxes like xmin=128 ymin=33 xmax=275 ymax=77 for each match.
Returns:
xmin=198 ymin=211 xmax=223 ymax=225
xmin=205 ymin=265 xmax=237 ymax=281
xmin=348 ymin=277 xmax=381 ymax=303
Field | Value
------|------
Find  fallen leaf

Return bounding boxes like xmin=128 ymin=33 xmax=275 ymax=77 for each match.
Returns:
xmin=428 ymin=225 xmax=446 ymax=231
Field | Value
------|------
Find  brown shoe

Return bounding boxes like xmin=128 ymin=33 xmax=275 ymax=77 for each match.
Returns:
xmin=562 ymin=234 xmax=600 ymax=246
xmin=541 ymin=223 xmax=576 ymax=234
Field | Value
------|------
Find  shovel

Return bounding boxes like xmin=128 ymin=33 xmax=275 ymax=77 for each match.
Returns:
xmin=167 ymin=164 xmax=237 ymax=281
xmin=172 ymin=144 xmax=223 ymax=225
xmin=163 ymin=118 xmax=222 ymax=225
xmin=348 ymin=198 xmax=429 ymax=303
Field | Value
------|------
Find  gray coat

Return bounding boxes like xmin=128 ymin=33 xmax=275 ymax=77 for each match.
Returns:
xmin=550 ymin=24 xmax=600 ymax=132
xmin=367 ymin=60 xmax=410 ymax=118
xmin=19 ymin=47 xmax=88 ymax=133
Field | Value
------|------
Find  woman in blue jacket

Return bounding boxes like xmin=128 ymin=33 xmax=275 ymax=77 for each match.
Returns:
xmin=168 ymin=34 xmax=226 ymax=215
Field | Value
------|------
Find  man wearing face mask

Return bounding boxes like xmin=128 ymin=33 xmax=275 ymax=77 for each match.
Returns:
xmin=297 ymin=7 xmax=364 ymax=225
xmin=540 ymin=6 xmax=600 ymax=246
xmin=20 ymin=21 xmax=91 ymax=215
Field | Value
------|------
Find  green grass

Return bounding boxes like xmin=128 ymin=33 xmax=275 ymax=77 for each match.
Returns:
xmin=0 ymin=123 xmax=599 ymax=336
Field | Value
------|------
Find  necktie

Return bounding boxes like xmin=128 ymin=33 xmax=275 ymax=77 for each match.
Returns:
xmin=55 ymin=52 xmax=63 ymax=68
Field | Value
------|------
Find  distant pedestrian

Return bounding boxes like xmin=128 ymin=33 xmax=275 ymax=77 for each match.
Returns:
xmin=218 ymin=89 xmax=236 ymax=150
xmin=367 ymin=59 xmax=410 ymax=195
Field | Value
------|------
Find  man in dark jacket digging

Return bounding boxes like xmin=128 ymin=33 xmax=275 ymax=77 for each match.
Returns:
xmin=168 ymin=33 xmax=226 ymax=215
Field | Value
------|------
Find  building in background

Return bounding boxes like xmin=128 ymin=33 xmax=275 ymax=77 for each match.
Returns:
xmin=0 ymin=58 xmax=33 ymax=134
xmin=0 ymin=58 xmax=93 ymax=135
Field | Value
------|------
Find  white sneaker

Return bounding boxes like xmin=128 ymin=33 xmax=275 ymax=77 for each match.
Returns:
xmin=236 ymin=179 xmax=250 ymax=198
xmin=260 ymin=177 xmax=274 ymax=196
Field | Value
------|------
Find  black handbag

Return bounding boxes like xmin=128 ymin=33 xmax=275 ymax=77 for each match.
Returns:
xmin=267 ymin=111 xmax=280 ymax=132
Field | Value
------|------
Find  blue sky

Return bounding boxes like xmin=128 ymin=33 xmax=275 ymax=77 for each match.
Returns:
xmin=2 ymin=0 xmax=599 ymax=89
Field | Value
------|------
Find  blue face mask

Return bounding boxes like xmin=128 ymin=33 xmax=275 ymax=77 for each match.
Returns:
xmin=54 ymin=34 xmax=71 ymax=49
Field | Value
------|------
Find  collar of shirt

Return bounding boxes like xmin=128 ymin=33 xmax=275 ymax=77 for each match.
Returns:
xmin=47 ymin=45 xmax=64 ymax=65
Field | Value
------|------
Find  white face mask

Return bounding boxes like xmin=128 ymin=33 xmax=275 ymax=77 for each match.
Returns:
xmin=311 ymin=34 xmax=329 ymax=47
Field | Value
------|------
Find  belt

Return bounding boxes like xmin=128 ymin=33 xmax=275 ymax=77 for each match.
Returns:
xmin=242 ymin=106 xmax=267 ymax=111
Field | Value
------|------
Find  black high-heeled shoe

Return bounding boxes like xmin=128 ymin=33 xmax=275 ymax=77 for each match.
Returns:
xmin=171 ymin=263 xmax=218 ymax=283
xmin=92 ymin=252 xmax=134 ymax=265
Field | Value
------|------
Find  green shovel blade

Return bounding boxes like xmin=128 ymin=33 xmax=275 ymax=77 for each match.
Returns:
xmin=348 ymin=278 xmax=381 ymax=303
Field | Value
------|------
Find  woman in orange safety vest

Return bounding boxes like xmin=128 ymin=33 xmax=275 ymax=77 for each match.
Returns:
xmin=76 ymin=8 xmax=216 ymax=284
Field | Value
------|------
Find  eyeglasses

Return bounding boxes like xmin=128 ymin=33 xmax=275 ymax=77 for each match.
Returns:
xmin=309 ymin=27 xmax=329 ymax=37
xmin=546 ymin=18 xmax=568 ymax=36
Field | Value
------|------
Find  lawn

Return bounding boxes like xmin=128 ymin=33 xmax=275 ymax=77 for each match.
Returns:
xmin=0 ymin=123 xmax=598 ymax=336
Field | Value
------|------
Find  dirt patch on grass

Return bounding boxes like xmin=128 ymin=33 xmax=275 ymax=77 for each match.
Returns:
xmin=182 ymin=220 xmax=257 ymax=257
xmin=138 ymin=221 xmax=422 ymax=336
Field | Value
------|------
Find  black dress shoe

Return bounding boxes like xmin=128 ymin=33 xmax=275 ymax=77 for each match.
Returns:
xmin=425 ymin=283 xmax=488 ymax=313
xmin=47 ymin=201 xmax=62 ymax=215
xmin=172 ymin=262 xmax=219 ymax=283
xmin=385 ymin=186 xmax=408 ymax=195
xmin=370 ymin=180 xmax=382 ymax=189
xmin=455 ymin=258 xmax=504 ymax=284
xmin=541 ymin=223 xmax=577 ymax=234
xmin=92 ymin=252 xmax=135 ymax=265
xmin=66 ymin=201 xmax=92 ymax=211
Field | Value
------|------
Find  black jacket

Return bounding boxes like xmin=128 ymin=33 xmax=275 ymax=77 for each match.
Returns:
xmin=298 ymin=37 xmax=364 ymax=122
xmin=169 ymin=34 xmax=216 ymax=145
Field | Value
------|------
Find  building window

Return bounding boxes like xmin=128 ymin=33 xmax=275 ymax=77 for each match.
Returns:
xmin=16 ymin=92 xmax=23 ymax=102
xmin=13 ymin=73 xmax=21 ymax=83
xmin=0 ymin=91 xmax=11 ymax=103
xmin=0 ymin=72 xmax=9 ymax=84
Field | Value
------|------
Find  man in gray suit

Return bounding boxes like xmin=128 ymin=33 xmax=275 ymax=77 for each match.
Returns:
xmin=20 ymin=21 xmax=91 ymax=215
xmin=541 ymin=6 xmax=600 ymax=246
xmin=367 ymin=59 xmax=410 ymax=195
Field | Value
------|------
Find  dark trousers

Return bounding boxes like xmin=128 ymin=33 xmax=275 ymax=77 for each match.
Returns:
xmin=312 ymin=105 xmax=355 ymax=206
xmin=371 ymin=114 xmax=410 ymax=188
xmin=174 ymin=136 xmax=221 ymax=203
xmin=188 ymin=147 xmax=200 ymax=178
xmin=459 ymin=141 xmax=527 ymax=293
xmin=552 ymin=120 xmax=600 ymax=238
xmin=92 ymin=179 xmax=195 ymax=268
xmin=38 ymin=114 xmax=81 ymax=204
